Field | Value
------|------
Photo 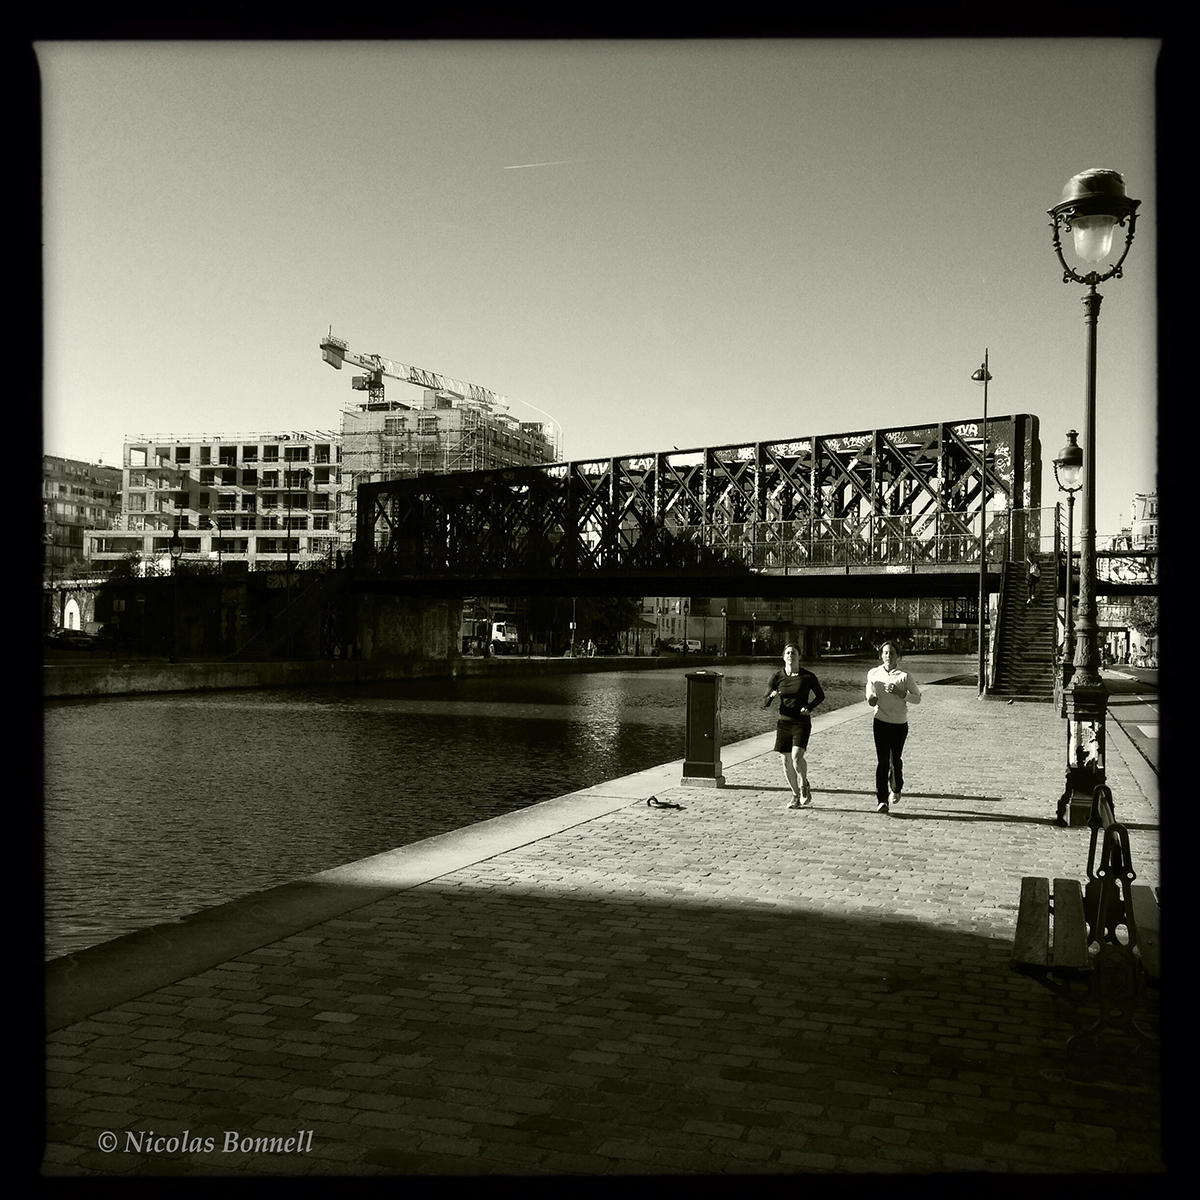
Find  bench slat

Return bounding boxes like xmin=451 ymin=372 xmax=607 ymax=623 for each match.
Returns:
xmin=1013 ymin=877 xmax=1050 ymax=969
xmin=1051 ymin=877 xmax=1089 ymax=970
xmin=1129 ymin=883 xmax=1161 ymax=984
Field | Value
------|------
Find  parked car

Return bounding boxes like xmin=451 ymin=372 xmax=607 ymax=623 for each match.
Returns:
xmin=46 ymin=628 xmax=97 ymax=651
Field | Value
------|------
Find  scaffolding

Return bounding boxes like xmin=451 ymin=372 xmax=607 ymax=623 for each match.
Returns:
xmin=338 ymin=392 xmax=557 ymax=544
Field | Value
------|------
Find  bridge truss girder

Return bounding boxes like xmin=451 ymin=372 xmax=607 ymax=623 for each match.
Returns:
xmin=356 ymin=413 xmax=1041 ymax=586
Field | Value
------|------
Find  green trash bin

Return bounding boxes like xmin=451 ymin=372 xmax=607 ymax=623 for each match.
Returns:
xmin=682 ymin=669 xmax=725 ymax=787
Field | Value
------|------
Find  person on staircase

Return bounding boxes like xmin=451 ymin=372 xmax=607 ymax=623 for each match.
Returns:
xmin=1026 ymin=556 xmax=1041 ymax=605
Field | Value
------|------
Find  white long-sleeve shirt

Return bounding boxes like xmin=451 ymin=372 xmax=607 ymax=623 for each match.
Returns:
xmin=866 ymin=664 xmax=922 ymax=724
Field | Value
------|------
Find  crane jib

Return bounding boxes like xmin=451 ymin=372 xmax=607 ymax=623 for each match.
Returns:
xmin=321 ymin=333 xmax=508 ymax=410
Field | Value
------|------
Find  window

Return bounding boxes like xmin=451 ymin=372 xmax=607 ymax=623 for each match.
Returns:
xmin=241 ymin=496 xmax=257 ymax=512
xmin=219 ymin=447 xmax=237 ymax=467
xmin=261 ymin=539 xmax=278 ymax=554
xmin=313 ymin=515 xmax=331 ymax=530
xmin=284 ymin=446 xmax=310 ymax=462
xmin=263 ymin=445 xmax=279 ymax=462
xmin=220 ymin=469 xmax=237 ymax=486
xmin=240 ymin=515 xmax=257 ymax=531
xmin=198 ymin=492 xmax=210 ymax=509
xmin=314 ymin=444 xmax=331 ymax=463
xmin=200 ymin=446 xmax=212 ymax=465
xmin=128 ymin=493 xmax=146 ymax=512
xmin=242 ymin=445 xmax=258 ymax=462
xmin=200 ymin=469 xmax=216 ymax=486
xmin=129 ymin=447 xmax=147 ymax=468
xmin=218 ymin=495 xmax=237 ymax=511
xmin=242 ymin=468 xmax=258 ymax=486
xmin=261 ymin=471 xmax=279 ymax=488
xmin=175 ymin=447 xmax=191 ymax=465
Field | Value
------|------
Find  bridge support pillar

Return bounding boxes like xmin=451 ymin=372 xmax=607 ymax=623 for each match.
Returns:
xmin=354 ymin=593 xmax=460 ymax=665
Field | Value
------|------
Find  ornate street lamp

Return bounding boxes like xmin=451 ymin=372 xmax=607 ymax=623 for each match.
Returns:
xmin=1053 ymin=429 xmax=1083 ymax=706
xmin=971 ymin=353 xmax=992 ymax=697
xmin=1048 ymin=169 xmax=1140 ymax=825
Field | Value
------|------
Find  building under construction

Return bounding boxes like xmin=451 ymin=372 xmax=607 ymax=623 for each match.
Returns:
xmin=323 ymin=332 xmax=560 ymax=543
xmin=339 ymin=392 xmax=558 ymax=542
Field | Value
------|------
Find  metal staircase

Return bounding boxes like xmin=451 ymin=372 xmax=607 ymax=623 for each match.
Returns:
xmin=988 ymin=551 xmax=1057 ymax=701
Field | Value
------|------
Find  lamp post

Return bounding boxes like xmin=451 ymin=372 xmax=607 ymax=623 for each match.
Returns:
xmin=168 ymin=527 xmax=184 ymax=662
xmin=284 ymin=468 xmax=310 ymax=659
xmin=971 ymin=353 xmax=992 ymax=697
xmin=1053 ymin=430 xmax=1083 ymax=706
xmin=751 ymin=610 xmax=758 ymax=657
xmin=682 ymin=599 xmax=690 ymax=654
xmin=204 ymin=516 xmax=223 ymax=570
xmin=1048 ymin=168 xmax=1139 ymax=825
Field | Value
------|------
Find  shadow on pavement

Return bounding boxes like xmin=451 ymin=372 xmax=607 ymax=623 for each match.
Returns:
xmin=46 ymin=877 xmax=1164 ymax=1175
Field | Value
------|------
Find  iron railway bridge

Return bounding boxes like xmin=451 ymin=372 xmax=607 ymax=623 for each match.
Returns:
xmin=351 ymin=412 xmax=1152 ymax=599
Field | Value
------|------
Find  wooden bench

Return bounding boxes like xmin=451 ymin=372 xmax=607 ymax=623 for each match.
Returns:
xmin=1012 ymin=785 xmax=1160 ymax=1053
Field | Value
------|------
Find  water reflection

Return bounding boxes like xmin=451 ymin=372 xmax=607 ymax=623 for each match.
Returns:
xmin=43 ymin=655 xmax=972 ymax=960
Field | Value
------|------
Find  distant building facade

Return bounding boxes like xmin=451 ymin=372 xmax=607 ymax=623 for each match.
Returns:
xmin=1130 ymin=490 xmax=1157 ymax=549
xmin=43 ymin=454 xmax=122 ymax=578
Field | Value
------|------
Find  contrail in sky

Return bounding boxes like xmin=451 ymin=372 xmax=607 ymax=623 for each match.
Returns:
xmin=503 ymin=158 xmax=586 ymax=170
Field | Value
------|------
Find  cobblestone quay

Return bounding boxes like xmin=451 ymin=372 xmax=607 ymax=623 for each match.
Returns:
xmin=43 ymin=676 xmax=1164 ymax=1176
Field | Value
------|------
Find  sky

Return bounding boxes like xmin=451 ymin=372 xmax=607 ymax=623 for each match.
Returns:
xmin=37 ymin=38 xmax=1160 ymax=536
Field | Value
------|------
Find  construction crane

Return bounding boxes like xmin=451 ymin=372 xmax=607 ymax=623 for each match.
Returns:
xmin=319 ymin=330 xmax=509 ymax=414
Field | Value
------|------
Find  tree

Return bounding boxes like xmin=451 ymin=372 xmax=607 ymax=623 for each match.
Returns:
xmin=1129 ymin=595 xmax=1157 ymax=639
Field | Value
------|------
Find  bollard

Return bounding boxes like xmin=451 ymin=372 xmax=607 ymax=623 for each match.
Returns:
xmin=681 ymin=669 xmax=725 ymax=787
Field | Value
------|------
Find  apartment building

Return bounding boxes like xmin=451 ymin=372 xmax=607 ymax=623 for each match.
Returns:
xmin=83 ymin=391 xmax=559 ymax=571
xmin=84 ymin=432 xmax=341 ymax=571
xmin=43 ymin=454 xmax=123 ymax=576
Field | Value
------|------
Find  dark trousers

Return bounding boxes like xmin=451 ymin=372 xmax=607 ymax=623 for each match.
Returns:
xmin=873 ymin=719 xmax=909 ymax=801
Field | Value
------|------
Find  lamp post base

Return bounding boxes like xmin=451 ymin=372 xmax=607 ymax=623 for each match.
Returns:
xmin=1056 ymin=779 xmax=1095 ymax=828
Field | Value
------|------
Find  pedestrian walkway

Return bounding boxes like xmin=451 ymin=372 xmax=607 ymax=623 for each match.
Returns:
xmin=43 ymin=679 xmax=1164 ymax=1176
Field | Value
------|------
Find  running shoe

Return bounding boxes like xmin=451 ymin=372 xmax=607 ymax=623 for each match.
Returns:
xmin=786 ymin=796 xmax=802 ymax=810
xmin=876 ymin=801 xmax=890 ymax=813
xmin=889 ymin=791 xmax=900 ymax=807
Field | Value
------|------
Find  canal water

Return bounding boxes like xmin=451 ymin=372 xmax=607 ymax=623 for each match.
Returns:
xmin=43 ymin=654 xmax=974 ymax=961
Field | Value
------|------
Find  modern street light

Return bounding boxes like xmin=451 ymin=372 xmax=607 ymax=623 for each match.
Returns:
xmin=1048 ymin=168 xmax=1140 ymax=825
xmin=1053 ymin=429 xmax=1083 ymax=704
xmin=284 ymin=468 xmax=310 ymax=659
xmin=971 ymin=353 xmax=992 ymax=697
xmin=204 ymin=516 xmax=223 ymax=570
xmin=168 ymin=527 xmax=184 ymax=662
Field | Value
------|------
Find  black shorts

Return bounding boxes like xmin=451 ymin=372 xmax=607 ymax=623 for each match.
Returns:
xmin=774 ymin=717 xmax=812 ymax=754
